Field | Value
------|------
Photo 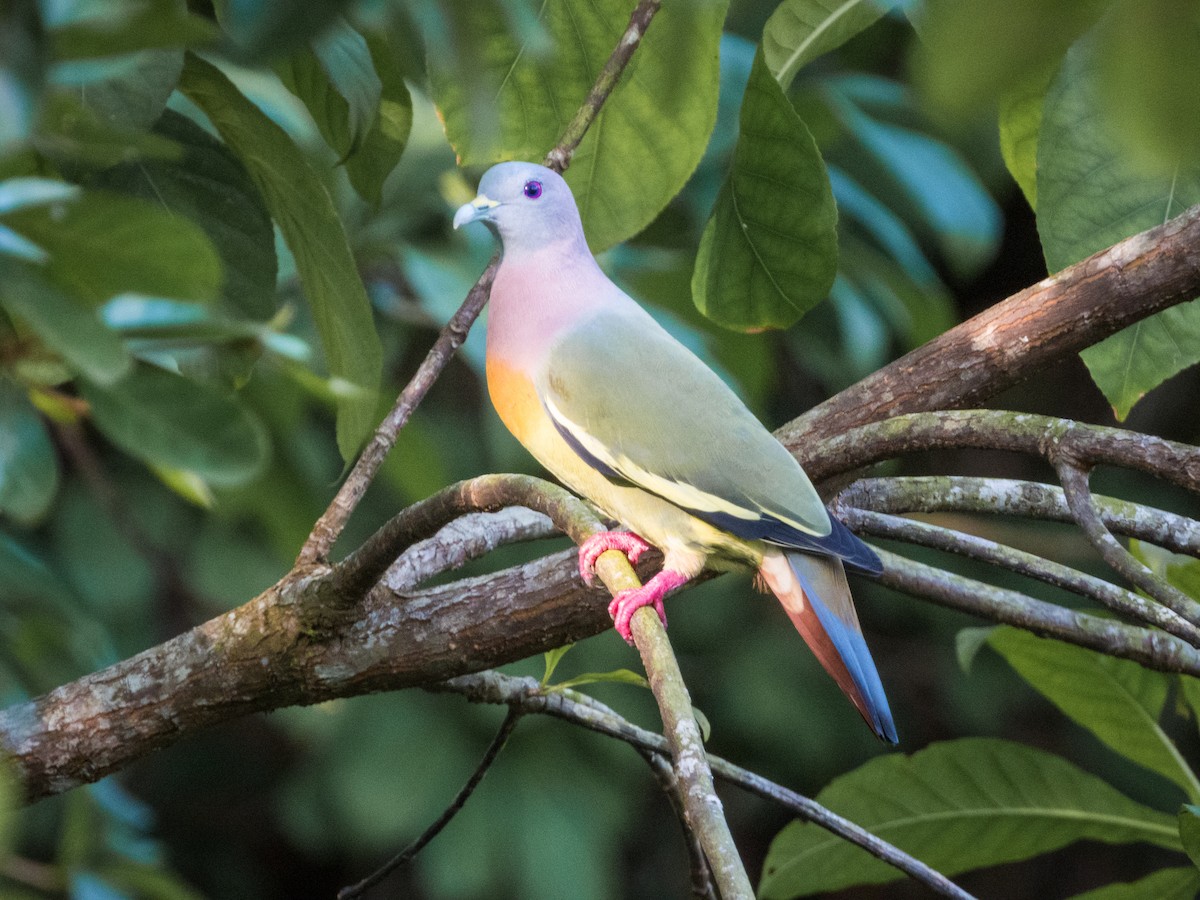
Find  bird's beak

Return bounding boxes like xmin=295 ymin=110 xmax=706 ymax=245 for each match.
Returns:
xmin=453 ymin=194 xmax=500 ymax=230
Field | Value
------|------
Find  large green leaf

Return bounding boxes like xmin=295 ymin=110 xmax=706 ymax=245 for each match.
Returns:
xmin=82 ymin=363 xmax=269 ymax=486
xmin=691 ymin=50 xmax=837 ymax=331
xmin=0 ymin=379 xmax=58 ymax=525
xmin=989 ymin=627 xmax=1200 ymax=800
xmin=92 ymin=109 xmax=277 ymax=319
xmin=759 ymin=738 xmax=1181 ymax=898
xmin=428 ymin=0 xmax=724 ymax=251
xmin=0 ymin=259 xmax=130 ymax=385
xmin=180 ymin=53 xmax=381 ymax=460
xmin=1037 ymin=34 xmax=1200 ymax=420
xmin=1070 ymin=867 xmax=1200 ymax=900
xmin=2 ymin=188 xmax=221 ymax=305
xmin=764 ymin=0 xmax=896 ymax=91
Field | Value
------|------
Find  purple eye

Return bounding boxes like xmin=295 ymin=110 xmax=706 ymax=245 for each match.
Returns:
xmin=523 ymin=180 xmax=543 ymax=199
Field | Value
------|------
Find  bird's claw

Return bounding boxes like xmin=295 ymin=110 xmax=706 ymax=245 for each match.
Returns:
xmin=608 ymin=588 xmax=667 ymax=644
xmin=578 ymin=531 xmax=653 ymax=587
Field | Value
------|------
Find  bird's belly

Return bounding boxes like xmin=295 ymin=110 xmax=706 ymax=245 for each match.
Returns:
xmin=486 ymin=359 xmax=759 ymax=573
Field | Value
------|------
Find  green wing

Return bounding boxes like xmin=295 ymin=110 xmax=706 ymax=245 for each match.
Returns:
xmin=542 ymin=309 xmax=832 ymax=540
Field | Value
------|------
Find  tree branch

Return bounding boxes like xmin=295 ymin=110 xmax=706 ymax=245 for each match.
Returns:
xmin=778 ymin=203 xmax=1200 ymax=449
xmin=835 ymin=476 xmax=1200 ymax=557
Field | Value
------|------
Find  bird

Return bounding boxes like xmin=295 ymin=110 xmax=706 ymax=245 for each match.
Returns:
xmin=454 ymin=161 xmax=897 ymax=743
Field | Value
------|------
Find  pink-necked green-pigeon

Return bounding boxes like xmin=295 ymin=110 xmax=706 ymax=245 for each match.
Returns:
xmin=454 ymin=161 xmax=896 ymax=742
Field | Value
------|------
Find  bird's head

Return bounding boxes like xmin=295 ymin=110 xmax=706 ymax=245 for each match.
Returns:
xmin=453 ymin=161 xmax=585 ymax=255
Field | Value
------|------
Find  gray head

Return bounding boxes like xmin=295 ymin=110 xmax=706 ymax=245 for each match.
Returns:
xmin=453 ymin=161 xmax=586 ymax=255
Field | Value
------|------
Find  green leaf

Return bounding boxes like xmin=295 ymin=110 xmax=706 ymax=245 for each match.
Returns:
xmin=552 ymin=669 xmax=650 ymax=691
xmin=913 ymin=0 xmax=1101 ymax=122
xmin=1180 ymin=805 xmax=1200 ymax=870
xmin=54 ymin=47 xmax=184 ymax=133
xmin=541 ymin=643 xmax=574 ymax=687
xmin=759 ymin=738 xmax=1180 ymax=898
xmin=180 ymin=53 xmax=381 ymax=459
xmin=0 ymin=379 xmax=59 ymax=525
xmin=2 ymin=188 xmax=221 ymax=305
xmin=82 ymin=362 xmax=269 ymax=486
xmin=1070 ymin=867 xmax=1200 ymax=900
xmin=344 ymin=30 xmax=412 ymax=207
xmin=692 ymin=49 xmax=837 ymax=331
xmin=0 ymin=259 xmax=130 ymax=384
xmin=764 ymin=0 xmax=897 ymax=91
xmin=989 ymin=627 xmax=1200 ymax=800
xmin=998 ymin=68 xmax=1053 ymax=209
xmin=311 ymin=19 xmax=381 ymax=156
xmin=1037 ymin=34 xmax=1200 ymax=420
xmin=428 ymin=0 xmax=724 ymax=252
xmin=92 ymin=109 xmax=277 ymax=319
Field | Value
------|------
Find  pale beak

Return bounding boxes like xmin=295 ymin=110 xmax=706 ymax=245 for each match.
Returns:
xmin=453 ymin=194 xmax=500 ymax=229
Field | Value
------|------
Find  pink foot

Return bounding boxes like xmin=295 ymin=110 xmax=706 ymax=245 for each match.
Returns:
xmin=609 ymin=570 xmax=690 ymax=644
xmin=578 ymin=531 xmax=653 ymax=587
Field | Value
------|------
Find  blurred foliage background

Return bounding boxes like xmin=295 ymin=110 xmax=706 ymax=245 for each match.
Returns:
xmin=0 ymin=0 xmax=1199 ymax=897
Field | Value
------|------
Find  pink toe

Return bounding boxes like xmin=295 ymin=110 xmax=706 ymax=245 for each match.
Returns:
xmin=578 ymin=531 xmax=653 ymax=586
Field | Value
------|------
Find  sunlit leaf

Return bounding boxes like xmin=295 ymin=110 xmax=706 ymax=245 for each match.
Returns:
xmin=913 ymin=0 xmax=1101 ymax=122
xmin=989 ymin=627 xmax=1200 ymax=800
xmin=998 ymin=68 xmax=1052 ymax=209
xmin=541 ymin=643 xmax=574 ymax=687
xmin=82 ymin=363 xmax=269 ymax=486
xmin=760 ymin=738 xmax=1180 ymax=897
xmin=1038 ymin=34 xmax=1200 ymax=420
xmin=692 ymin=50 xmax=837 ymax=331
xmin=552 ymin=669 xmax=649 ymax=691
xmin=0 ymin=379 xmax=58 ymax=525
xmin=92 ymin=109 xmax=277 ymax=319
xmin=428 ymin=0 xmax=724 ymax=251
xmin=764 ymin=0 xmax=896 ymax=91
xmin=180 ymin=53 xmax=381 ymax=459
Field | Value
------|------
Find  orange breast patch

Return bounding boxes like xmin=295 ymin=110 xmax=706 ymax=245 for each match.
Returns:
xmin=486 ymin=359 xmax=543 ymax=445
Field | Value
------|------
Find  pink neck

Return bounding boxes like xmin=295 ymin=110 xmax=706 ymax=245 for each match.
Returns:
xmin=487 ymin=242 xmax=613 ymax=372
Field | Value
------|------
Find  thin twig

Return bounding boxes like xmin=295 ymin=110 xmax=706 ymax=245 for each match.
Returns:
xmin=874 ymin=549 xmax=1200 ymax=675
xmin=299 ymin=0 xmax=665 ymax=565
xmin=435 ymin=671 xmax=976 ymax=900
xmin=1054 ymin=458 xmax=1200 ymax=627
xmin=631 ymin=608 xmax=753 ymax=898
xmin=337 ymin=707 xmax=523 ymax=900
xmin=835 ymin=476 xmax=1200 ymax=557
xmin=638 ymin=749 xmax=717 ymax=900
xmin=842 ymin=508 xmax=1200 ymax=646
xmin=800 ymin=409 xmax=1200 ymax=490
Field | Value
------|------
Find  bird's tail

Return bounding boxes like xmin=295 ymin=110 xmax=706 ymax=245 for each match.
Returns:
xmin=758 ymin=550 xmax=898 ymax=744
